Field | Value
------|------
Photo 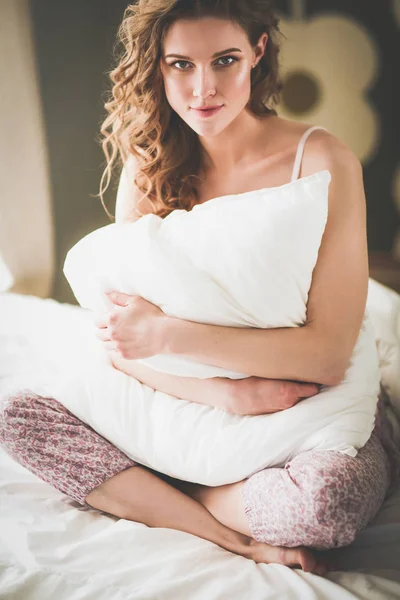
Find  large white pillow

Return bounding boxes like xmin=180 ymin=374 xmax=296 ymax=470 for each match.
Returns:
xmin=65 ymin=170 xmax=330 ymax=378
xmin=367 ymin=278 xmax=400 ymax=418
xmin=59 ymin=170 xmax=380 ymax=485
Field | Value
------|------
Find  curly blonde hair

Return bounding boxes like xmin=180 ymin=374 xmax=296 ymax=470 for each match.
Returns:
xmin=97 ymin=0 xmax=285 ymax=220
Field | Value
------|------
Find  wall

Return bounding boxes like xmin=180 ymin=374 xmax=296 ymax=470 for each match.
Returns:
xmin=29 ymin=0 xmax=129 ymax=303
xmin=0 ymin=0 xmax=54 ymax=298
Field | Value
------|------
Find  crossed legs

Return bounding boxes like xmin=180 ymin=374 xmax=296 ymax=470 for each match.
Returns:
xmin=0 ymin=391 xmax=392 ymax=566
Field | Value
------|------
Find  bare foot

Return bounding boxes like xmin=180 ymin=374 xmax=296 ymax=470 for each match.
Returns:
xmin=151 ymin=473 xmax=328 ymax=575
xmin=240 ymin=539 xmax=328 ymax=575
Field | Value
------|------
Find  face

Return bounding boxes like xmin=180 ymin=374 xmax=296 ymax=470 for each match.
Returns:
xmin=160 ymin=17 xmax=267 ymax=137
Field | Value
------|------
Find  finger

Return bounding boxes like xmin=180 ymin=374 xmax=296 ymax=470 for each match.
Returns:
xmin=94 ymin=328 xmax=111 ymax=342
xmin=93 ymin=313 xmax=109 ymax=329
xmin=102 ymin=340 xmax=118 ymax=352
xmin=106 ymin=291 xmax=131 ymax=307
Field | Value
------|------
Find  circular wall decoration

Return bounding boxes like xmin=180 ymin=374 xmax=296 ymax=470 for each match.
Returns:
xmin=281 ymin=70 xmax=322 ymax=115
xmin=276 ymin=11 xmax=380 ymax=163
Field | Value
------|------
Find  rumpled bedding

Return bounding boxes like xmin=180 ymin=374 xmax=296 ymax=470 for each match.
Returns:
xmin=1 ymin=290 xmax=400 ymax=599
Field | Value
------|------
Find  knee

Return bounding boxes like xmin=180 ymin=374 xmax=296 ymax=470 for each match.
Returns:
xmin=306 ymin=481 xmax=360 ymax=549
xmin=296 ymin=461 xmax=367 ymax=550
xmin=0 ymin=391 xmax=19 ymax=431
xmin=0 ymin=391 xmax=30 ymax=451
xmin=1 ymin=389 xmax=34 ymax=422
xmin=0 ymin=390 xmax=50 ymax=454
xmin=245 ymin=458 xmax=363 ymax=550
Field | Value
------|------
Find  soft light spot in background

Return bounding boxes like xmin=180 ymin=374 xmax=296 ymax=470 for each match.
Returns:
xmin=277 ymin=3 xmax=380 ymax=163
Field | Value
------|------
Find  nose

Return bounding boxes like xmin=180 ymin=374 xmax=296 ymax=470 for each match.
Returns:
xmin=192 ymin=66 xmax=216 ymax=99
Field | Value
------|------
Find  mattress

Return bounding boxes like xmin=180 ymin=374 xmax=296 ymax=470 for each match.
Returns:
xmin=1 ymin=292 xmax=400 ymax=600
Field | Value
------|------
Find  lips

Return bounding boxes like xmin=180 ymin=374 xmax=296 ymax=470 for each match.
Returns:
xmin=193 ymin=106 xmax=223 ymax=111
xmin=191 ymin=105 xmax=224 ymax=118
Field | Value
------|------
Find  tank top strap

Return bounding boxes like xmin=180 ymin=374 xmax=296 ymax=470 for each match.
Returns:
xmin=290 ymin=126 xmax=329 ymax=182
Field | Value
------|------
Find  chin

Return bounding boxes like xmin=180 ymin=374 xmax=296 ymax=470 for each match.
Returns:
xmin=187 ymin=113 xmax=238 ymax=137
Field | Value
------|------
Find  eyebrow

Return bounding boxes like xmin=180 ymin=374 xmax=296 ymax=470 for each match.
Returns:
xmin=164 ymin=47 xmax=242 ymax=60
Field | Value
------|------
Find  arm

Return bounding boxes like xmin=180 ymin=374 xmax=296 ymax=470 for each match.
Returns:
xmin=110 ymin=152 xmax=320 ymax=411
xmin=161 ymin=134 xmax=369 ymax=387
xmin=113 ymin=157 xmax=233 ymax=411
xmin=109 ymin=351 xmax=319 ymax=415
xmin=109 ymin=350 xmax=232 ymax=411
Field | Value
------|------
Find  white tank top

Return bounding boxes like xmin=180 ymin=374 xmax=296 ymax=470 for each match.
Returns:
xmin=290 ymin=125 xmax=328 ymax=181
xmin=290 ymin=125 xmax=329 ymax=182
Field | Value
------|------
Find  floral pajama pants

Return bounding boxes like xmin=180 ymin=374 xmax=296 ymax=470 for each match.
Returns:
xmin=1 ymin=387 xmax=399 ymax=550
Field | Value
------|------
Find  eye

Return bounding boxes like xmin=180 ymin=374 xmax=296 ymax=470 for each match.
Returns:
xmin=169 ymin=55 xmax=238 ymax=70
xmin=215 ymin=55 xmax=238 ymax=67
xmin=170 ymin=60 xmax=192 ymax=70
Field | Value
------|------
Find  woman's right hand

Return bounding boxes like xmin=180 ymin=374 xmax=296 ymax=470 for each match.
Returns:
xmin=226 ymin=377 xmax=320 ymax=416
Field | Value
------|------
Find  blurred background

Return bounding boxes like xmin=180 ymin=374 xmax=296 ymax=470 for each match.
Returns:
xmin=0 ymin=0 xmax=399 ymax=304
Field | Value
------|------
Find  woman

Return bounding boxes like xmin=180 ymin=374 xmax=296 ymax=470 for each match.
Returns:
xmin=1 ymin=0 xmax=398 ymax=575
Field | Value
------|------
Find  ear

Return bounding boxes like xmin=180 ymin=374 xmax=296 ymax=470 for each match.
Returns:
xmin=105 ymin=291 xmax=130 ymax=307
xmin=254 ymin=32 xmax=268 ymax=63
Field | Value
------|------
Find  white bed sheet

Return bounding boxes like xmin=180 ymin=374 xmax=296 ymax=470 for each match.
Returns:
xmin=1 ymin=292 xmax=400 ymax=600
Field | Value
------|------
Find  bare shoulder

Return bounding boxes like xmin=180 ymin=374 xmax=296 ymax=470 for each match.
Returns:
xmin=295 ymin=121 xmax=361 ymax=180
xmin=115 ymin=153 xmax=154 ymax=224
xmin=301 ymin=127 xmax=365 ymax=220
xmin=273 ymin=117 xmax=361 ymax=180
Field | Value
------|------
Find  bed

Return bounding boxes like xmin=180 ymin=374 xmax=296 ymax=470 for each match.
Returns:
xmin=1 ymin=289 xmax=400 ymax=600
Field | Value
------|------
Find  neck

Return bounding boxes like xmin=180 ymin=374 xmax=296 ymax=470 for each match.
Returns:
xmin=198 ymin=110 xmax=276 ymax=176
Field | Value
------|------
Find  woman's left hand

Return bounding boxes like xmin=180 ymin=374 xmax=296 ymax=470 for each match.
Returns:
xmin=93 ymin=291 xmax=168 ymax=360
